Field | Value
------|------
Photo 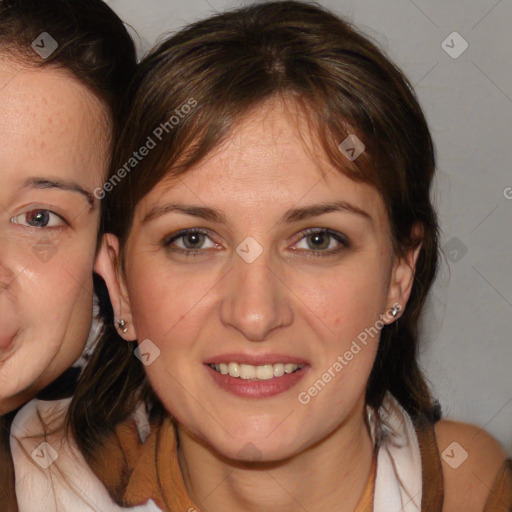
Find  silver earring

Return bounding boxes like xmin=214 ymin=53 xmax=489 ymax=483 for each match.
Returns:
xmin=117 ymin=319 xmax=128 ymax=333
xmin=390 ymin=305 xmax=401 ymax=318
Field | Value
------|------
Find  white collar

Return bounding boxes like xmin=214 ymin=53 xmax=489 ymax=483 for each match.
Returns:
xmin=369 ymin=392 xmax=423 ymax=511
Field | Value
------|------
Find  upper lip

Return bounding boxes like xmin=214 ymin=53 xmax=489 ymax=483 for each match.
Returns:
xmin=205 ymin=353 xmax=309 ymax=366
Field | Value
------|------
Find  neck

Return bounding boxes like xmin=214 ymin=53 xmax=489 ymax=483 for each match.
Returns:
xmin=177 ymin=396 xmax=374 ymax=512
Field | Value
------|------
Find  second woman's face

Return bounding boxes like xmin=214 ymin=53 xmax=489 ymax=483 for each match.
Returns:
xmin=107 ymin=98 xmax=419 ymax=461
xmin=0 ymin=58 xmax=109 ymax=414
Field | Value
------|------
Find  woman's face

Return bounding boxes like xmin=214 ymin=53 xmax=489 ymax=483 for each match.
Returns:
xmin=101 ymin=98 xmax=419 ymax=461
xmin=0 ymin=57 xmax=109 ymax=414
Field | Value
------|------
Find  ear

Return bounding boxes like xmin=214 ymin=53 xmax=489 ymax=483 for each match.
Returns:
xmin=94 ymin=233 xmax=137 ymax=341
xmin=384 ymin=222 xmax=423 ymax=323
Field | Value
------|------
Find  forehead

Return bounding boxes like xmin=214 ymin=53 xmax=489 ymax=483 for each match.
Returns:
xmin=0 ymin=58 xmax=110 ymax=188
xmin=142 ymin=98 xmax=388 ymax=228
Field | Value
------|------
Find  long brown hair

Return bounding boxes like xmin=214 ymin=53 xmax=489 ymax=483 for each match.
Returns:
xmin=69 ymin=0 xmax=441 ymax=460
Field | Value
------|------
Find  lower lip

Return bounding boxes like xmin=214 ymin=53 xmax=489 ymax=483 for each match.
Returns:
xmin=205 ymin=364 xmax=309 ymax=398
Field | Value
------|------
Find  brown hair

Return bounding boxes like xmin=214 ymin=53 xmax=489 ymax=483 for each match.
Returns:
xmin=69 ymin=0 xmax=441 ymax=460
xmin=0 ymin=0 xmax=137 ymax=132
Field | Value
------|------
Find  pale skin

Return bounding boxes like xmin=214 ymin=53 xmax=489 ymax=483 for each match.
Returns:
xmin=0 ymin=56 xmax=109 ymax=415
xmin=97 ymin=98 xmax=508 ymax=512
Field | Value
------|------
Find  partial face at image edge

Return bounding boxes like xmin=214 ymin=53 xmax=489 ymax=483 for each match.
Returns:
xmin=0 ymin=58 xmax=109 ymax=414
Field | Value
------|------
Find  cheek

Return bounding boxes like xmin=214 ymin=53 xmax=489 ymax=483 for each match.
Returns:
xmin=0 ymin=250 xmax=95 ymax=403
xmin=36 ymin=243 xmax=95 ymax=304
xmin=290 ymin=261 xmax=389 ymax=340
xmin=127 ymin=260 xmax=216 ymax=343
xmin=13 ymin=233 xmax=97 ymax=344
xmin=287 ymin=259 xmax=389 ymax=404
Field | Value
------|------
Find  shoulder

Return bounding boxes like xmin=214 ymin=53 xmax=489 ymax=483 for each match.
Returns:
xmin=434 ymin=419 xmax=509 ymax=511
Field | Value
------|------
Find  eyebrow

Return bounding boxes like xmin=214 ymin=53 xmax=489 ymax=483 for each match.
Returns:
xmin=143 ymin=200 xmax=373 ymax=225
xmin=24 ymin=178 xmax=95 ymax=207
xmin=280 ymin=201 xmax=372 ymax=224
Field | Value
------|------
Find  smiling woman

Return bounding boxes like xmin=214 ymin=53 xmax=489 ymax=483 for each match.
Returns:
xmin=59 ymin=1 xmax=511 ymax=511
xmin=0 ymin=0 xmax=136 ymax=510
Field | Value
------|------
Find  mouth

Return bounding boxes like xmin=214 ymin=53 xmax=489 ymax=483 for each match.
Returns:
xmin=204 ymin=356 xmax=309 ymax=398
xmin=207 ymin=362 xmax=304 ymax=380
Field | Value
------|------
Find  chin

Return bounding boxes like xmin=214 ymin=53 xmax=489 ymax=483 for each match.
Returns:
xmin=217 ymin=439 xmax=296 ymax=464
xmin=199 ymin=425 xmax=305 ymax=464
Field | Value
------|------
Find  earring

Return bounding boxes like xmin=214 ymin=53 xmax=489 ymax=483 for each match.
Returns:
xmin=390 ymin=305 xmax=401 ymax=318
xmin=116 ymin=319 xmax=128 ymax=333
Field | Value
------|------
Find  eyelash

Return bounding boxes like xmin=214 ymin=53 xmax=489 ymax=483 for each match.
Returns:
xmin=163 ymin=228 xmax=350 ymax=259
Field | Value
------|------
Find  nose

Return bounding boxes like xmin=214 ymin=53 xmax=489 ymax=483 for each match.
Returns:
xmin=219 ymin=249 xmax=293 ymax=341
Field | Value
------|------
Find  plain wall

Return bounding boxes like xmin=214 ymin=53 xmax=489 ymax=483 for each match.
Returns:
xmin=105 ymin=0 xmax=512 ymax=453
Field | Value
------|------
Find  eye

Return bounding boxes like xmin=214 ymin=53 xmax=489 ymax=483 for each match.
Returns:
xmin=164 ymin=229 xmax=219 ymax=254
xmin=292 ymin=228 xmax=349 ymax=255
xmin=11 ymin=209 xmax=66 ymax=228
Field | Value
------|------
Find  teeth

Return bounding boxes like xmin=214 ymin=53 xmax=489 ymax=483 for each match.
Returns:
xmin=239 ymin=364 xmax=256 ymax=379
xmin=228 ymin=362 xmax=240 ymax=378
xmin=284 ymin=363 xmax=296 ymax=374
xmin=256 ymin=364 xmax=274 ymax=380
xmin=273 ymin=363 xmax=285 ymax=377
xmin=210 ymin=362 xmax=304 ymax=379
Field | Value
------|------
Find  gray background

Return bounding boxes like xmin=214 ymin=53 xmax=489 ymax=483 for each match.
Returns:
xmin=104 ymin=0 xmax=512 ymax=453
